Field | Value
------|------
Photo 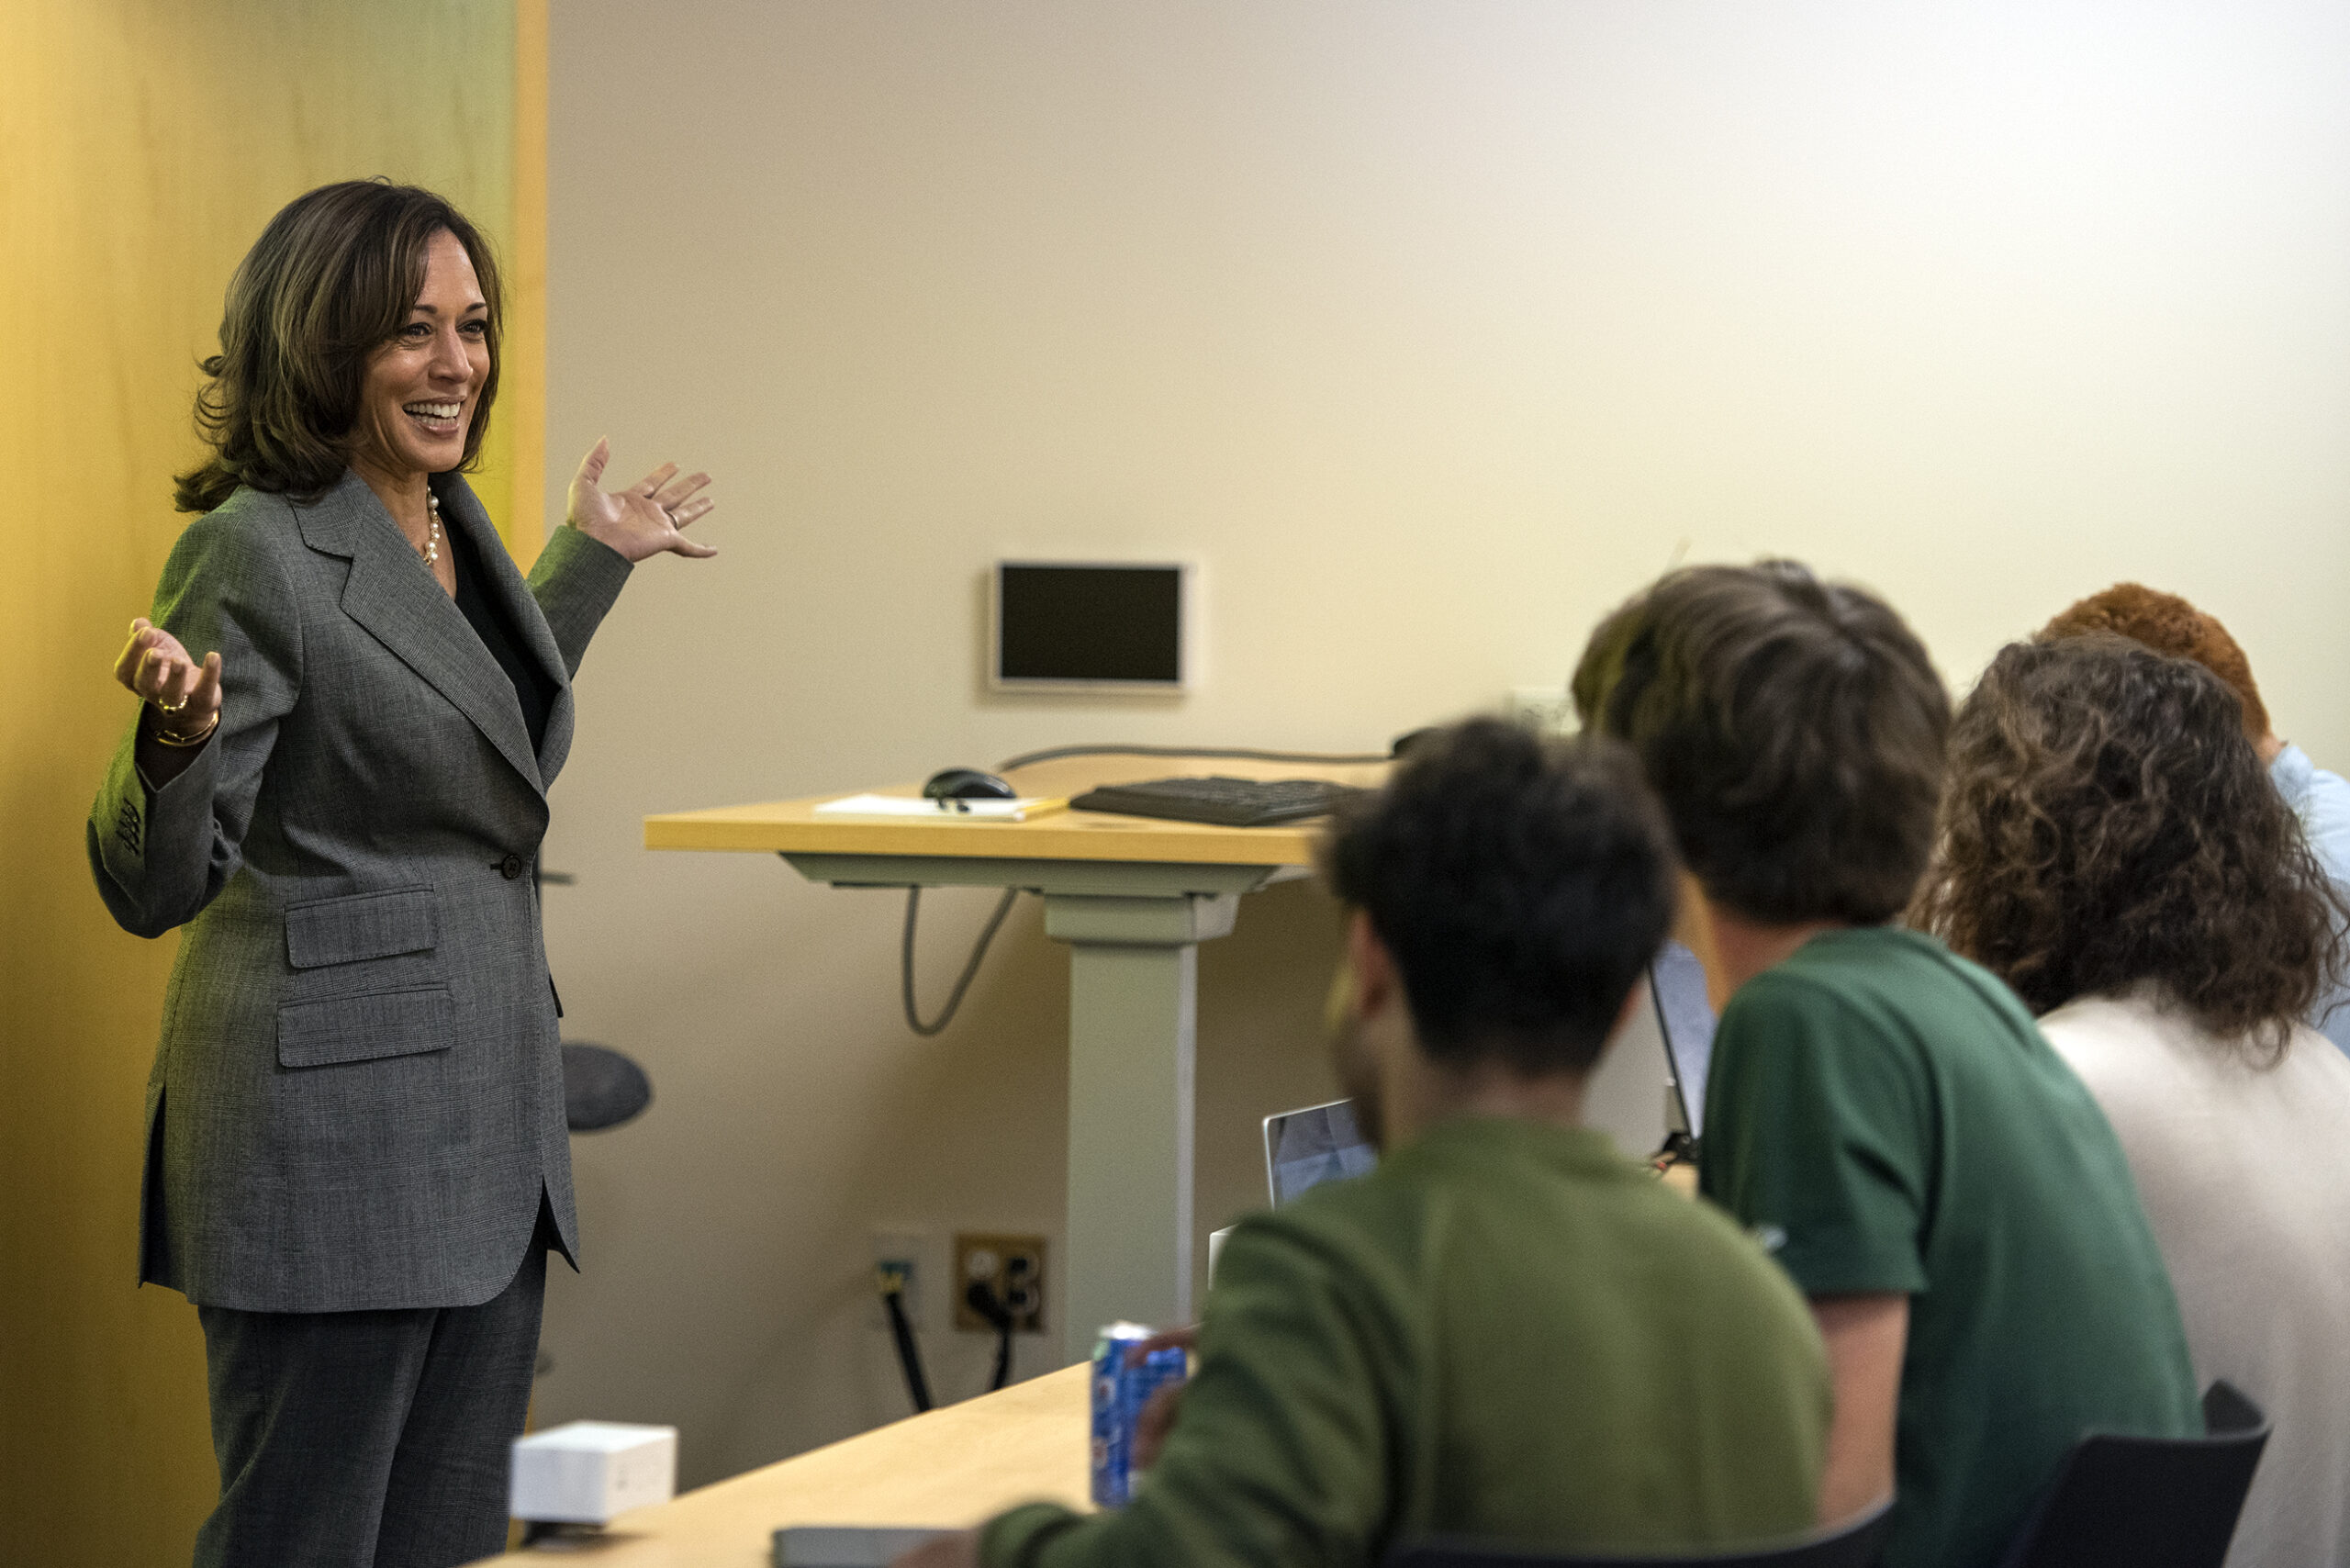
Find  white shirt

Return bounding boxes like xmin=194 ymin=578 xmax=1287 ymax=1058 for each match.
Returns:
xmin=2041 ymin=990 xmax=2350 ymax=1568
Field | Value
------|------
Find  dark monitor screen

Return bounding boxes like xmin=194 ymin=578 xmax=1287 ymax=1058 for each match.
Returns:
xmin=994 ymin=562 xmax=1184 ymax=687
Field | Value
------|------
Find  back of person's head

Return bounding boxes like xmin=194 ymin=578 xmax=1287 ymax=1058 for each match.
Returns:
xmin=1919 ymin=634 xmax=2344 ymax=1058
xmin=1571 ymin=561 xmax=1949 ymax=926
xmin=1321 ymin=718 xmax=1677 ymax=1077
xmin=2041 ymin=583 xmax=2271 ymax=743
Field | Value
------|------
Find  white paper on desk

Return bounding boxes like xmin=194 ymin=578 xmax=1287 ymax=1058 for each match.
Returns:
xmin=813 ymin=792 xmax=1052 ymax=822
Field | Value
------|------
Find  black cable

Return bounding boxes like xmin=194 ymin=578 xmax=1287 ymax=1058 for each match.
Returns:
xmin=901 ymin=886 xmax=1021 ymax=1037
xmin=966 ymin=1280 xmax=1016 ymax=1393
xmin=878 ymin=1271 xmax=933 ymax=1414
xmin=991 ymin=742 xmax=1392 ymax=772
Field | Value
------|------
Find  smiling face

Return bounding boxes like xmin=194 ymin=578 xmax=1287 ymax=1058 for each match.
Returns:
xmin=350 ymin=228 xmax=490 ymax=486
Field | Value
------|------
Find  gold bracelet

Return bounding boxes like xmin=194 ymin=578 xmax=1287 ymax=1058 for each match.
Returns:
xmin=151 ymin=709 xmax=220 ymax=747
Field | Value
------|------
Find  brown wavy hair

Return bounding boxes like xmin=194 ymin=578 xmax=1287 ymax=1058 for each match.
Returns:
xmin=1916 ymin=634 xmax=2344 ymax=1058
xmin=2042 ymin=583 xmax=2270 ymax=742
xmin=1572 ymin=560 xmax=1949 ymax=925
xmin=174 ymin=180 xmax=502 ymax=513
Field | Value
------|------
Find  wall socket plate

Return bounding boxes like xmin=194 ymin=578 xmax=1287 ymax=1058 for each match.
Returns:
xmin=1505 ymin=685 xmax=1574 ymax=735
xmin=872 ymin=1228 xmax=929 ymax=1331
xmin=953 ymin=1232 xmax=1047 ymax=1335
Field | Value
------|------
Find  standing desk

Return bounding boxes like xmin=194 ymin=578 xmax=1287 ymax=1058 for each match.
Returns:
xmin=645 ymin=754 xmax=1387 ymax=1361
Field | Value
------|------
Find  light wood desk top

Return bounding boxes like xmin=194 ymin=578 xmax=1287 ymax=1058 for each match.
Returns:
xmin=643 ymin=754 xmax=1389 ymax=866
xmin=480 ymin=1364 xmax=1091 ymax=1565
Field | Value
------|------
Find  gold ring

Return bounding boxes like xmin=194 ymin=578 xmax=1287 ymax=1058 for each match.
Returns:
xmin=156 ymin=694 xmax=186 ymax=713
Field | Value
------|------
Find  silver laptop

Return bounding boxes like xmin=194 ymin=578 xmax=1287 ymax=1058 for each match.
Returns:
xmin=1649 ymin=938 xmax=1716 ymax=1139
xmin=1262 ymin=1099 xmax=1377 ymax=1206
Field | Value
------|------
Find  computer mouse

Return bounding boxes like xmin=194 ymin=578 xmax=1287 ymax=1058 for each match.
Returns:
xmin=923 ymin=767 xmax=1017 ymax=801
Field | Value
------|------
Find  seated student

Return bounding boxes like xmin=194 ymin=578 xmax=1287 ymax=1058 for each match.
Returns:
xmin=1918 ymin=634 xmax=2350 ymax=1568
xmin=2040 ymin=582 xmax=2350 ymax=1051
xmin=900 ymin=719 xmax=1831 ymax=1568
xmin=1572 ymin=563 xmax=2201 ymax=1568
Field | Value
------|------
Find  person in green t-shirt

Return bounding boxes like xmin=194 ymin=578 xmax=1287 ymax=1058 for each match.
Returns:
xmin=896 ymin=719 xmax=1832 ymax=1568
xmin=1572 ymin=562 xmax=2201 ymax=1568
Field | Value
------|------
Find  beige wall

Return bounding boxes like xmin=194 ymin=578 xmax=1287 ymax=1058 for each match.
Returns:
xmin=0 ymin=3 xmax=534 ymax=1561
xmin=539 ymin=1 xmax=2350 ymax=1488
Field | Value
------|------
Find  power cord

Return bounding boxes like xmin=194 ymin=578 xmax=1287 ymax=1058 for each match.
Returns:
xmin=901 ymin=886 xmax=1022 ymax=1037
xmin=964 ymin=1279 xmax=1016 ymax=1393
xmin=876 ymin=1264 xmax=934 ymax=1413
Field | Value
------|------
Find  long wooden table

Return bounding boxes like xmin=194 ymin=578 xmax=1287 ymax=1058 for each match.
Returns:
xmin=645 ymin=753 xmax=1385 ymax=1359
xmin=476 ymin=1364 xmax=1091 ymax=1564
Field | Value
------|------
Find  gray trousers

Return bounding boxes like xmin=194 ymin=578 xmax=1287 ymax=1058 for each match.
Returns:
xmin=193 ymin=1234 xmax=548 ymax=1568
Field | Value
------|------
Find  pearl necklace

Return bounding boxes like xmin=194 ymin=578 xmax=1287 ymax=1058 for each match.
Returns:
xmin=420 ymin=488 xmax=442 ymax=567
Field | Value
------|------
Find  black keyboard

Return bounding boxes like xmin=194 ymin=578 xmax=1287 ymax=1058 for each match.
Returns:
xmin=1071 ymin=776 xmax=1367 ymax=828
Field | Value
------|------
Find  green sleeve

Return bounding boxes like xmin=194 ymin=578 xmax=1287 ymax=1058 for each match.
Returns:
xmin=979 ymin=1215 xmax=1402 ymax=1568
xmin=1699 ymin=975 xmax=1931 ymax=1296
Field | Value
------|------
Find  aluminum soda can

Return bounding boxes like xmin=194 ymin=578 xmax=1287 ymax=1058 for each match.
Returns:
xmin=1090 ymin=1321 xmax=1188 ymax=1507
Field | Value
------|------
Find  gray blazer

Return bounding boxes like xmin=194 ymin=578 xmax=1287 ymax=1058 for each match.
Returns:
xmin=88 ymin=469 xmax=632 ymax=1313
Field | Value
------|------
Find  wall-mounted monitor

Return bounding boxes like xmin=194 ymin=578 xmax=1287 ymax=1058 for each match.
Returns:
xmin=990 ymin=560 xmax=1189 ymax=692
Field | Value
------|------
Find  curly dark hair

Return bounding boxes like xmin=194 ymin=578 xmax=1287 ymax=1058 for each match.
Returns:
xmin=1572 ymin=560 xmax=1950 ymax=925
xmin=2042 ymin=582 xmax=2271 ymax=742
xmin=1320 ymin=718 xmax=1679 ymax=1076
xmin=1917 ymin=634 xmax=2345 ymax=1058
xmin=174 ymin=180 xmax=502 ymax=513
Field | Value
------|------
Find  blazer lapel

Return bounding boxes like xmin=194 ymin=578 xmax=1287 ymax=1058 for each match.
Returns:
xmin=299 ymin=470 xmax=545 ymax=796
xmin=430 ymin=475 xmax=577 ymax=778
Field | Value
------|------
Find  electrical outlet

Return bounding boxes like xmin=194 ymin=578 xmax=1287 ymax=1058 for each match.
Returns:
xmin=872 ymin=1228 xmax=927 ymax=1331
xmin=954 ymin=1232 xmax=1047 ymax=1334
xmin=1505 ymin=685 xmax=1574 ymax=735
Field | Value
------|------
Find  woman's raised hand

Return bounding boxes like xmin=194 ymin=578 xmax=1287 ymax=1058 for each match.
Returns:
xmin=116 ymin=619 xmax=223 ymax=729
xmin=566 ymin=438 xmax=719 ymax=564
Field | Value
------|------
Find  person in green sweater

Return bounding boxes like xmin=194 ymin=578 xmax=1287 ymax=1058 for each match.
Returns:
xmin=1572 ymin=562 xmax=2202 ymax=1568
xmin=899 ymin=718 xmax=1832 ymax=1568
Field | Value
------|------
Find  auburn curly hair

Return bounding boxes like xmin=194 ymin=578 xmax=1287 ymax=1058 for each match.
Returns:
xmin=1916 ymin=635 xmax=2344 ymax=1059
xmin=2042 ymin=583 xmax=2270 ymax=742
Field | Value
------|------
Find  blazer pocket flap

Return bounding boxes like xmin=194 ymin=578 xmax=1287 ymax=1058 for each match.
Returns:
xmin=278 ymin=986 xmax=453 ymax=1069
xmin=285 ymin=886 xmax=438 ymax=969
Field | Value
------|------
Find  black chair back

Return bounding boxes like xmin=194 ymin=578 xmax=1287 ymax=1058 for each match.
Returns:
xmin=1389 ymin=1497 xmax=1892 ymax=1568
xmin=1998 ymin=1381 xmax=2269 ymax=1568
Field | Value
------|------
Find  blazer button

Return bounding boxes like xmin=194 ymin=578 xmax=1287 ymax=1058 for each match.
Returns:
xmin=499 ymin=853 xmax=527 ymax=879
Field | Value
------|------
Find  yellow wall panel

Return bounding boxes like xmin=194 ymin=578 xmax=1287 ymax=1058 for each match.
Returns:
xmin=0 ymin=2 xmax=537 ymax=1561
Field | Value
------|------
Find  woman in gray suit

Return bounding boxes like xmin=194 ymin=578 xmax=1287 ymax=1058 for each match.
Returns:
xmin=88 ymin=180 xmax=716 ymax=1568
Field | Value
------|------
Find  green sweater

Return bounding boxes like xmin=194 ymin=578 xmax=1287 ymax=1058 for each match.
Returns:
xmin=982 ymin=1117 xmax=1830 ymax=1568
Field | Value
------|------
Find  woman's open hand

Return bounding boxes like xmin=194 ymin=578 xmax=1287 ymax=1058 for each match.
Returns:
xmin=566 ymin=438 xmax=719 ymax=564
xmin=117 ymin=618 xmax=223 ymax=730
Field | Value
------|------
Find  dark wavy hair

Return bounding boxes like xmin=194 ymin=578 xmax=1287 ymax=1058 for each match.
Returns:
xmin=1572 ymin=560 xmax=1950 ymax=925
xmin=1917 ymin=635 xmax=2345 ymax=1058
xmin=1321 ymin=718 xmax=1679 ymax=1075
xmin=173 ymin=180 xmax=502 ymax=513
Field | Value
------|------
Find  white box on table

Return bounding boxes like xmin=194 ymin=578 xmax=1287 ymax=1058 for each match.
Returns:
xmin=509 ymin=1420 xmax=678 ymax=1524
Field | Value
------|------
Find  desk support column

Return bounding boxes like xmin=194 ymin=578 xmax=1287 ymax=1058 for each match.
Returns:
xmin=1045 ymin=891 xmax=1238 ymax=1363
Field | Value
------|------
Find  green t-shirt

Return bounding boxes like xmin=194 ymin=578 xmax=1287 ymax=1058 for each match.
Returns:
xmin=1700 ymin=927 xmax=2200 ymax=1568
xmin=983 ymin=1116 xmax=1831 ymax=1568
